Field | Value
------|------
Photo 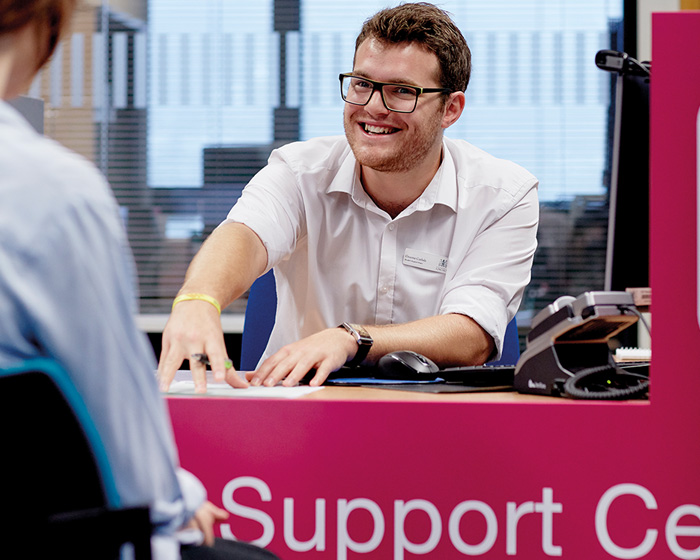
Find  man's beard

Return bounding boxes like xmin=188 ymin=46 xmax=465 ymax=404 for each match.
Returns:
xmin=344 ymin=109 xmax=444 ymax=174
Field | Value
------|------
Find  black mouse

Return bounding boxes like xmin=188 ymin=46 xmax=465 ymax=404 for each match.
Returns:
xmin=377 ymin=350 xmax=440 ymax=380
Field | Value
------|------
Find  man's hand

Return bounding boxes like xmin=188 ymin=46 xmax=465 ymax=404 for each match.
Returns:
xmin=187 ymin=501 xmax=230 ymax=547
xmin=157 ymin=300 xmax=248 ymax=393
xmin=247 ymin=327 xmax=358 ymax=387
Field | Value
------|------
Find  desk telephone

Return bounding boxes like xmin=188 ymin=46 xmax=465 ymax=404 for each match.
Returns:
xmin=514 ymin=291 xmax=649 ymax=399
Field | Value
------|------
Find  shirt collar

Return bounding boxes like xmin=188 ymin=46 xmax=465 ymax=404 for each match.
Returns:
xmin=326 ymin=138 xmax=459 ymax=214
xmin=0 ymin=100 xmax=36 ymax=132
xmin=416 ymin=143 xmax=458 ymax=213
xmin=325 ymin=147 xmax=374 ymax=208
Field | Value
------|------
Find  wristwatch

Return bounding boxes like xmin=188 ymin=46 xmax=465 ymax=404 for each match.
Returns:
xmin=338 ymin=322 xmax=373 ymax=367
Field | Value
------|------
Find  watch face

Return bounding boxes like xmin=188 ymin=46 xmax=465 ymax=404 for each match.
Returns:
xmin=349 ymin=323 xmax=372 ymax=343
xmin=340 ymin=323 xmax=372 ymax=367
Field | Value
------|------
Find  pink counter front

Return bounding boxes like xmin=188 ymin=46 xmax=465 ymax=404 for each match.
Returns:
xmin=167 ymin=14 xmax=700 ymax=559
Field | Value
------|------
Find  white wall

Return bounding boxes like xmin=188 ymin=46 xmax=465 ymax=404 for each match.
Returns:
xmin=637 ymin=0 xmax=680 ymax=61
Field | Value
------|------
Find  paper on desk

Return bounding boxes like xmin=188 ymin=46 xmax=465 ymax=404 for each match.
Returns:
xmin=166 ymin=370 xmax=323 ymax=398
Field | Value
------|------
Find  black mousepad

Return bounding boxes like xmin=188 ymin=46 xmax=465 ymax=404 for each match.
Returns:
xmin=303 ymin=365 xmax=515 ymax=391
xmin=325 ymin=377 xmax=446 ymax=386
xmin=355 ymin=382 xmax=514 ymax=393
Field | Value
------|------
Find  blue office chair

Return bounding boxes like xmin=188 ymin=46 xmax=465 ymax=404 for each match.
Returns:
xmin=240 ymin=270 xmax=521 ymax=369
xmin=240 ymin=270 xmax=278 ymax=371
xmin=486 ymin=315 xmax=520 ymax=366
xmin=0 ymin=358 xmax=152 ymax=559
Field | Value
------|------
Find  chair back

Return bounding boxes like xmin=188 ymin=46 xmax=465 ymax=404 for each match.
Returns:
xmin=486 ymin=316 xmax=521 ymax=366
xmin=0 ymin=358 xmax=151 ymax=558
xmin=240 ymin=270 xmax=278 ymax=371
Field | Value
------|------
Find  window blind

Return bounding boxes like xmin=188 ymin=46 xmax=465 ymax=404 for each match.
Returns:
xmin=33 ymin=0 xmax=623 ymax=325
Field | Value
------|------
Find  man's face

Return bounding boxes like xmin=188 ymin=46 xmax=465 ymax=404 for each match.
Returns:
xmin=343 ymin=38 xmax=449 ymax=174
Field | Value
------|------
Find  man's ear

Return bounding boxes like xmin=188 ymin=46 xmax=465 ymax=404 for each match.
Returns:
xmin=441 ymin=91 xmax=466 ymax=129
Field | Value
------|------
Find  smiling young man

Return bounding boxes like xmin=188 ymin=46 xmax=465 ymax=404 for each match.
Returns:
xmin=158 ymin=2 xmax=539 ymax=392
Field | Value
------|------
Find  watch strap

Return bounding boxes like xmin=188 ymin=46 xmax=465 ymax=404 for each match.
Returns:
xmin=338 ymin=322 xmax=373 ymax=367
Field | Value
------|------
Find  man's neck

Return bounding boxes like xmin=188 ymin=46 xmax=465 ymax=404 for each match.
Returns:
xmin=360 ymin=146 xmax=443 ymax=219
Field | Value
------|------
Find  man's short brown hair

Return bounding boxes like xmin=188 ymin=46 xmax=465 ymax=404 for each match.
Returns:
xmin=354 ymin=2 xmax=471 ymax=93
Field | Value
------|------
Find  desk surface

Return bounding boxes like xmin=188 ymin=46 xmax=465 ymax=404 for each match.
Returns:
xmin=294 ymin=385 xmax=647 ymax=404
xmin=167 ymin=381 xmax=650 ymax=406
xmin=167 ymin=369 xmax=651 ymax=405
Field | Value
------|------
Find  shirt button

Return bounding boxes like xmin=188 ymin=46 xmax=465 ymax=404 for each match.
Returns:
xmin=380 ymin=286 xmax=388 ymax=294
xmin=388 ymin=223 xmax=395 ymax=231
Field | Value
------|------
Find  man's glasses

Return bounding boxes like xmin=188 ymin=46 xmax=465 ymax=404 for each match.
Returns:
xmin=339 ymin=73 xmax=452 ymax=114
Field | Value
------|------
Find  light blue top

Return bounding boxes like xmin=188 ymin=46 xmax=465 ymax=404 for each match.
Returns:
xmin=0 ymin=100 xmax=205 ymax=559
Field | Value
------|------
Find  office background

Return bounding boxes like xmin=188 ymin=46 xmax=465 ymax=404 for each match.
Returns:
xmin=26 ymin=0 xmax=682 ymax=354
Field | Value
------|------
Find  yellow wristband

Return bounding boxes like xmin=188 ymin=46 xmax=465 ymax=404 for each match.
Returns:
xmin=172 ymin=293 xmax=222 ymax=315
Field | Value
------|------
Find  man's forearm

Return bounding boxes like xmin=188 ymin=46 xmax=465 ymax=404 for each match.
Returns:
xmin=178 ymin=222 xmax=268 ymax=308
xmin=362 ymin=313 xmax=495 ymax=367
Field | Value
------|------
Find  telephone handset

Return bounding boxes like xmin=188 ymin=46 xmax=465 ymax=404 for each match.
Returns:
xmin=514 ymin=291 xmax=649 ymax=399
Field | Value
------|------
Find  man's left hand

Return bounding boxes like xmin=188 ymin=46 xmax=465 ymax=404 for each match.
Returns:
xmin=247 ymin=327 xmax=358 ymax=387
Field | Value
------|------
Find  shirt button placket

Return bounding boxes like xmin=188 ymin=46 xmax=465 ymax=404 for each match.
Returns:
xmin=376 ymin=221 xmax=397 ymax=323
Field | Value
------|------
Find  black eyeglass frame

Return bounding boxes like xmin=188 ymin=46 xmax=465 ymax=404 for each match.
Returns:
xmin=339 ymin=73 xmax=452 ymax=114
